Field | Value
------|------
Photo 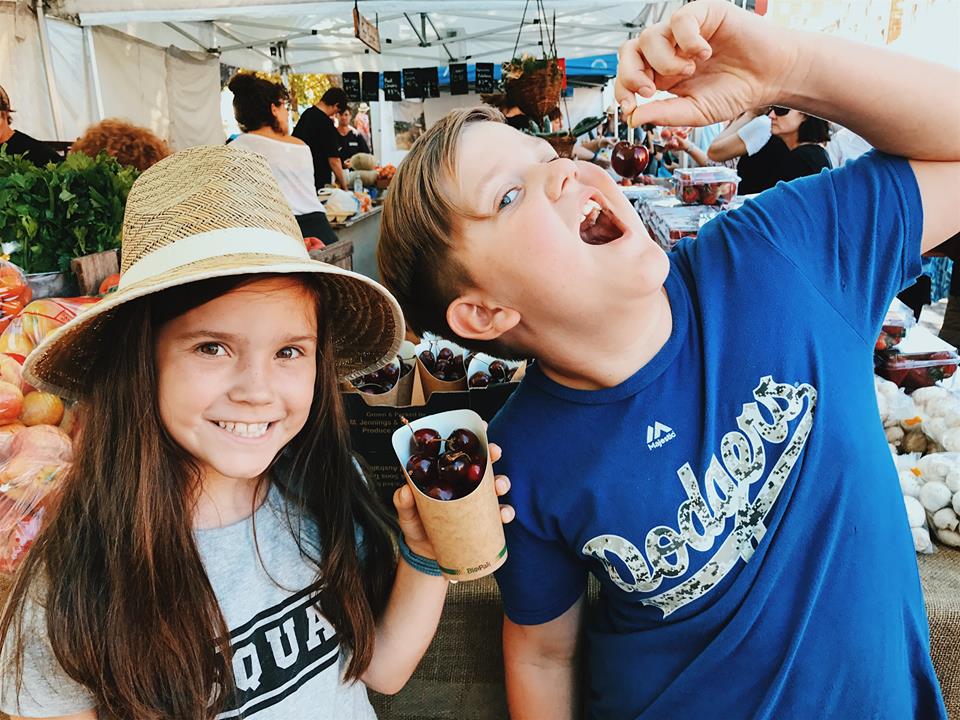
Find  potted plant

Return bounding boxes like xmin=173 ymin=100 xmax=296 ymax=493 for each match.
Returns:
xmin=502 ymin=53 xmax=564 ymax=122
xmin=0 ymin=149 xmax=137 ymax=296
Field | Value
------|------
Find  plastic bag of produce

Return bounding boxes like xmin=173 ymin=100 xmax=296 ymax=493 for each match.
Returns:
xmin=0 ymin=424 xmax=72 ymax=572
xmin=0 ymin=297 xmax=99 ymax=362
xmin=0 ymin=260 xmax=32 ymax=336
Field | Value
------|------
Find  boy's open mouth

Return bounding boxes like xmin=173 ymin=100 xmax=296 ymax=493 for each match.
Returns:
xmin=578 ymin=193 xmax=626 ymax=245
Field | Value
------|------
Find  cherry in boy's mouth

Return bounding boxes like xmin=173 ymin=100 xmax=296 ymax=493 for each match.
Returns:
xmin=578 ymin=193 xmax=626 ymax=245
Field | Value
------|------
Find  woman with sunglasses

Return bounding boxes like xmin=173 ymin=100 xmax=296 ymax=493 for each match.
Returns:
xmin=706 ymin=107 xmax=790 ymax=193
xmin=767 ymin=105 xmax=833 ymax=180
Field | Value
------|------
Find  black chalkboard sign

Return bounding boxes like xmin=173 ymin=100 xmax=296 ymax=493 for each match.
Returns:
xmin=417 ymin=67 xmax=440 ymax=98
xmin=361 ymin=71 xmax=379 ymax=102
xmin=402 ymin=67 xmax=421 ymax=99
xmin=342 ymin=72 xmax=361 ymax=102
xmin=475 ymin=63 xmax=495 ymax=93
xmin=449 ymin=63 xmax=468 ymax=96
xmin=383 ymin=71 xmax=402 ymax=101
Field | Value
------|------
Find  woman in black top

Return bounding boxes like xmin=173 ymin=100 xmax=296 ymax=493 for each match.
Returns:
xmin=768 ymin=106 xmax=832 ymax=181
xmin=0 ymin=85 xmax=60 ymax=166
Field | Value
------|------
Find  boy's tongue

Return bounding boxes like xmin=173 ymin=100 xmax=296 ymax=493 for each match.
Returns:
xmin=580 ymin=207 xmax=623 ymax=245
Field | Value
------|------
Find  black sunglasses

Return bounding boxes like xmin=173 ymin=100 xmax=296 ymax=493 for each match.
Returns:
xmin=767 ymin=106 xmax=790 ymax=116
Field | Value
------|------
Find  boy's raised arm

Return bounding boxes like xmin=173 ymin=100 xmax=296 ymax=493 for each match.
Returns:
xmin=503 ymin=595 xmax=584 ymax=720
xmin=615 ymin=0 xmax=960 ymax=251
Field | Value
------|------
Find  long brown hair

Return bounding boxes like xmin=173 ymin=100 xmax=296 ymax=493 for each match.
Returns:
xmin=0 ymin=273 xmax=396 ymax=719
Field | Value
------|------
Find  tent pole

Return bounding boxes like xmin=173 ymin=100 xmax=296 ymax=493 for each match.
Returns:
xmin=35 ymin=0 xmax=64 ymax=139
xmin=83 ymin=27 xmax=105 ymax=122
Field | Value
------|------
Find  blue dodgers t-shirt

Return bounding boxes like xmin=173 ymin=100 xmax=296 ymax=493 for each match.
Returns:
xmin=491 ymin=152 xmax=946 ymax=719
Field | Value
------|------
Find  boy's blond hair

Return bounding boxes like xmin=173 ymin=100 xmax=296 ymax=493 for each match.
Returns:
xmin=378 ymin=105 xmax=524 ymax=359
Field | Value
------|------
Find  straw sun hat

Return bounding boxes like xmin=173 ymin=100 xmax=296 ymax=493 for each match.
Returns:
xmin=23 ymin=144 xmax=404 ymax=400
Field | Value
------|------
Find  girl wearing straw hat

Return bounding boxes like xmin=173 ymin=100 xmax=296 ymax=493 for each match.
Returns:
xmin=0 ymin=145 xmax=513 ymax=719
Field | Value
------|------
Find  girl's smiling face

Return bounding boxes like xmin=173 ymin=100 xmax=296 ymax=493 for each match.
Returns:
xmin=154 ymin=276 xmax=318 ymax=488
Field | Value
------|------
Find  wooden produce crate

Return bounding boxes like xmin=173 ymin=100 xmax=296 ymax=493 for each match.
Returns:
xmin=309 ymin=238 xmax=353 ymax=271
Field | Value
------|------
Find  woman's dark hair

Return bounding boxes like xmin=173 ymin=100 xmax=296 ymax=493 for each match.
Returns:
xmin=0 ymin=273 xmax=397 ymax=719
xmin=798 ymin=115 xmax=831 ymax=144
xmin=227 ymin=72 xmax=289 ymax=133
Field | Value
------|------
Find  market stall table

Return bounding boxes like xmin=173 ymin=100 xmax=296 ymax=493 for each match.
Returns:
xmin=328 ymin=205 xmax=382 ymax=281
xmin=627 ymin=187 xmax=747 ymax=252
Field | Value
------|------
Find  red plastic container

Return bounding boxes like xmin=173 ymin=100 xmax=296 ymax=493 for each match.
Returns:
xmin=877 ymin=350 xmax=960 ymax=390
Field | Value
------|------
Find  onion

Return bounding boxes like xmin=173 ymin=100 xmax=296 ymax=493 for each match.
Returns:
xmin=20 ymin=392 xmax=64 ymax=427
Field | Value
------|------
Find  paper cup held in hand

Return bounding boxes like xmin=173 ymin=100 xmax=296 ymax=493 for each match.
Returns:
xmin=391 ymin=409 xmax=507 ymax=580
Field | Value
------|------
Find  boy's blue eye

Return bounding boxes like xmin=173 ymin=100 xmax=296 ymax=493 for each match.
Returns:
xmin=498 ymin=188 xmax=520 ymax=211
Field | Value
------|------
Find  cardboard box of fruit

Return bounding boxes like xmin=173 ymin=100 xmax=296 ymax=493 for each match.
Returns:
xmin=391 ymin=410 xmax=506 ymax=580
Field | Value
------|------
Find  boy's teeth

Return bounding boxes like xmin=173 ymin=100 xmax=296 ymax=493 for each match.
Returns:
xmin=580 ymin=199 xmax=602 ymax=226
xmin=216 ymin=421 xmax=269 ymax=438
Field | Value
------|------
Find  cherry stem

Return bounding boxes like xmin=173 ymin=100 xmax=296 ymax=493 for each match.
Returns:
xmin=400 ymin=416 xmax=418 ymax=447
xmin=445 ymin=451 xmax=471 ymax=463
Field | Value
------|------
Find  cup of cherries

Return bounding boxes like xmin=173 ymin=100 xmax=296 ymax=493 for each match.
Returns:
xmin=391 ymin=409 xmax=508 ymax=580
xmin=467 ymin=353 xmax=521 ymax=389
xmin=416 ymin=338 xmax=469 ymax=390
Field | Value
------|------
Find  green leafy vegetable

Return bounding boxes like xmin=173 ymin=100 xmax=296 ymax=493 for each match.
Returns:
xmin=0 ymin=148 xmax=138 ymax=274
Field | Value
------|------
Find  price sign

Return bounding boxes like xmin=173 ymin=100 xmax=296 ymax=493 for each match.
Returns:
xmin=475 ymin=63 xmax=495 ymax=93
xmin=383 ymin=71 xmax=402 ymax=101
xmin=402 ymin=67 xmax=421 ymax=99
xmin=449 ymin=63 xmax=468 ymax=95
xmin=361 ymin=71 xmax=380 ymax=102
xmin=353 ymin=7 xmax=381 ymax=53
xmin=342 ymin=72 xmax=361 ymax=101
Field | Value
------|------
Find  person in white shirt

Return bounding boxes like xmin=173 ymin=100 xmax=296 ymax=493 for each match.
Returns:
xmin=227 ymin=73 xmax=338 ymax=245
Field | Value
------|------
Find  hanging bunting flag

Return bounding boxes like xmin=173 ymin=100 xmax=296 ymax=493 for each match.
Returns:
xmin=557 ymin=58 xmax=567 ymax=89
xmin=474 ymin=63 xmax=495 ymax=94
xmin=383 ymin=71 xmax=402 ymax=101
xmin=361 ymin=71 xmax=380 ymax=101
xmin=402 ymin=68 xmax=422 ymax=99
xmin=417 ymin=67 xmax=440 ymax=98
xmin=342 ymin=72 xmax=361 ymax=101
xmin=449 ymin=63 xmax=469 ymax=96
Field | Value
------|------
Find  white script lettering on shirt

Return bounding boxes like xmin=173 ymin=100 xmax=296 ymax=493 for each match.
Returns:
xmin=582 ymin=376 xmax=818 ymax=617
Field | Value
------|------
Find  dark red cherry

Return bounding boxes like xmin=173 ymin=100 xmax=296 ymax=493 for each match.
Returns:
xmin=439 ymin=453 xmax=470 ymax=488
xmin=424 ymin=484 xmax=456 ymax=501
xmin=381 ymin=363 xmax=400 ymax=381
xmin=470 ymin=371 xmax=492 ymax=388
xmin=406 ymin=453 xmax=439 ymax=488
xmin=446 ymin=428 xmax=481 ymax=457
xmin=419 ymin=350 xmax=436 ymax=372
xmin=437 ymin=347 xmax=454 ymax=362
xmin=358 ymin=383 xmax=385 ymax=394
xmin=413 ymin=428 xmax=442 ymax=456
xmin=467 ymin=462 xmax=484 ymax=484
xmin=399 ymin=361 xmax=413 ymax=377
xmin=488 ymin=360 xmax=509 ymax=383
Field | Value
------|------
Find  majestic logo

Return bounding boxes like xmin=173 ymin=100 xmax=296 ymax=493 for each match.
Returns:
xmin=646 ymin=421 xmax=676 ymax=450
xmin=216 ymin=584 xmax=339 ymax=718
xmin=583 ymin=376 xmax=818 ymax=618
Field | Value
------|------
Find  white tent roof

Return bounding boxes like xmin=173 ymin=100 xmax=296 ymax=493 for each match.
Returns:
xmin=48 ymin=0 xmax=680 ymax=74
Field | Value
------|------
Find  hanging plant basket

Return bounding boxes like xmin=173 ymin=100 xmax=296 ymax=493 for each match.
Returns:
xmin=543 ymin=134 xmax=577 ymax=159
xmin=504 ymin=58 xmax=563 ymax=122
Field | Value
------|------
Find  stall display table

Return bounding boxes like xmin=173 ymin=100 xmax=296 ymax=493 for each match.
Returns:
xmin=328 ymin=205 xmax=382 ymax=281
xmin=631 ymin=190 xmax=746 ymax=252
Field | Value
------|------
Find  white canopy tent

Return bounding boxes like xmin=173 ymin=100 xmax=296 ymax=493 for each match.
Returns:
xmin=3 ymin=0 xmax=956 ymax=151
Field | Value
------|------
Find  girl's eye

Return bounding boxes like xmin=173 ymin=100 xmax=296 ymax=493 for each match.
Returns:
xmin=498 ymin=188 xmax=520 ymax=211
xmin=197 ymin=343 xmax=226 ymax=357
xmin=277 ymin=347 xmax=304 ymax=360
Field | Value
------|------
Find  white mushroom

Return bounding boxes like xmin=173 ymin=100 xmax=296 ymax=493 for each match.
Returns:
xmin=924 ymin=417 xmax=948 ymax=443
xmin=904 ymin=495 xmax=926 ymax=528
xmin=919 ymin=481 xmax=953 ymax=512
xmin=911 ymin=526 xmax=934 ymax=553
xmin=942 ymin=427 xmax=960 ymax=452
xmin=885 ymin=426 xmax=905 ymax=444
xmin=925 ymin=396 xmax=960 ymax=419
xmin=946 ymin=469 xmax=960 ymax=494
xmin=936 ymin=528 xmax=960 ymax=548
xmin=899 ymin=470 xmax=923 ymax=499
xmin=953 ymin=491 xmax=960 ymax=516
xmin=917 ymin=454 xmax=952 ymax=482
xmin=933 ymin=507 xmax=960 ymax=532
xmin=910 ymin=386 xmax=948 ymax=408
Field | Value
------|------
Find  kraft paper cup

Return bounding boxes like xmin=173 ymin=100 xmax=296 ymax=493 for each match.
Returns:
xmin=391 ymin=409 xmax=507 ymax=580
xmin=342 ymin=357 xmax=414 ymax=406
xmin=466 ymin=353 xmax=525 ymax=388
xmin=414 ymin=339 xmax=469 ymax=395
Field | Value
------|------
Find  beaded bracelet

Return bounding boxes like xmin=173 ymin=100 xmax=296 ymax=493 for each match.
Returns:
xmin=398 ymin=534 xmax=443 ymax=577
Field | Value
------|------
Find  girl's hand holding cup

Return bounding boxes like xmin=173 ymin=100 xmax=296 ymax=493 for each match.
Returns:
xmin=394 ymin=440 xmax=514 ymax=561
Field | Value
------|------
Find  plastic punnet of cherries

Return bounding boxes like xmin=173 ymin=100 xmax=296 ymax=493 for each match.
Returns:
xmin=403 ymin=420 xmax=486 ymax=501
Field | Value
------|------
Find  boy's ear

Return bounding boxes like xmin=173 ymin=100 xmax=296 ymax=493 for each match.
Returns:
xmin=447 ymin=293 xmax=520 ymax=342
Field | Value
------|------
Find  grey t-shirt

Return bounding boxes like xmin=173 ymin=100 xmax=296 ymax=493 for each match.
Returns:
xmin=0 ymin=485 xmax=377 ymax=719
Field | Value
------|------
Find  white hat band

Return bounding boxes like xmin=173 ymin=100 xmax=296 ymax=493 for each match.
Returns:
xmin=119 ymin=227 xmax=308 ymax=289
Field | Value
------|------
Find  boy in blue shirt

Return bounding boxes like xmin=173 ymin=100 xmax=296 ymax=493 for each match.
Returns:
xmin=378 ymin=1 xmax=960 ymax=717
